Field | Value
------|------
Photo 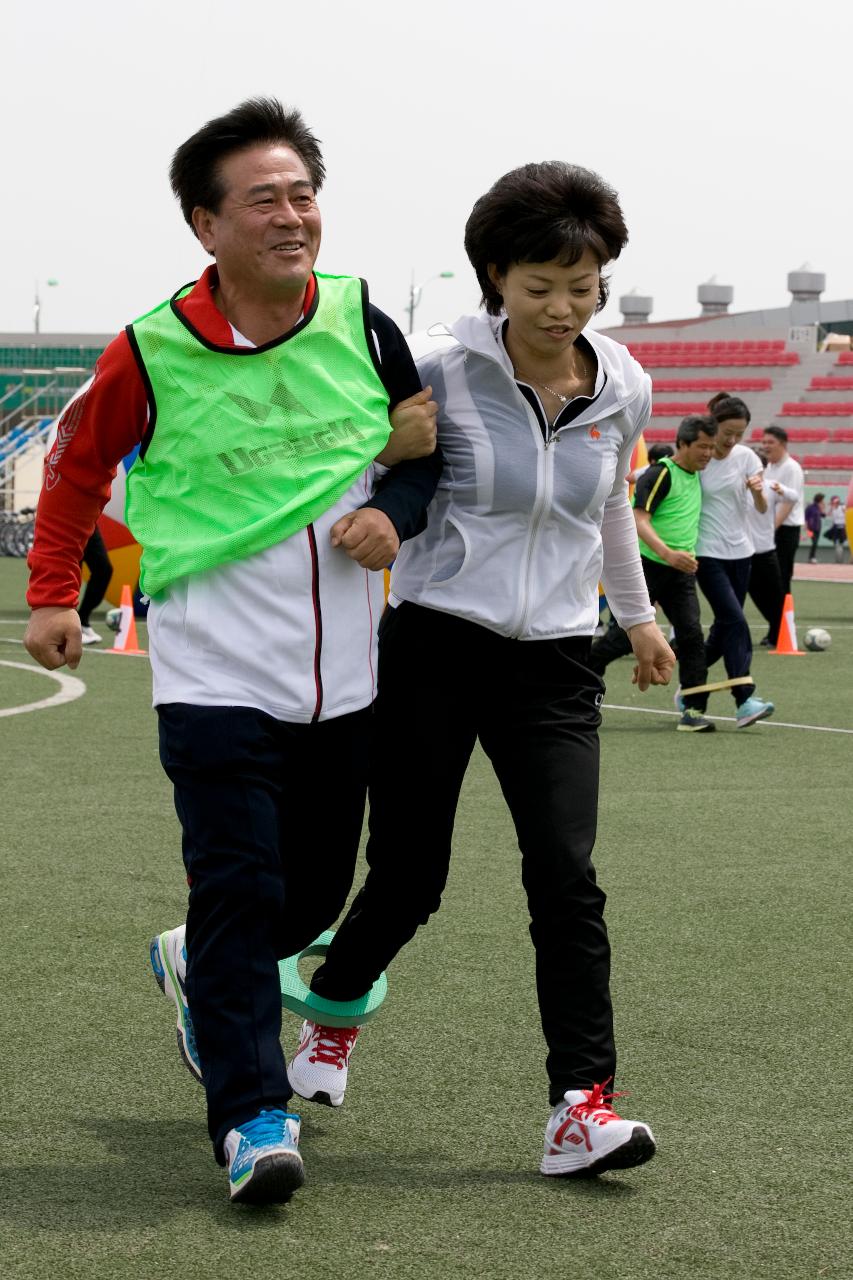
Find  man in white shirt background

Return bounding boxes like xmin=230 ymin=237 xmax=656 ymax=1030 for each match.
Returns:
xmin=762 ymin=425 xmax=805 ymax=595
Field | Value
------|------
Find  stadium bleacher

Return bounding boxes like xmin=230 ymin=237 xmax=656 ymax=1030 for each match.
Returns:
xmin=653 ymin=378 xmax=772 ymax=392
xmin=780 ymin=402 xmax=853 ymax=416
xmin=629 ymin=340 xmax=799 ymax=368
xmin=808 ymin=377 xmax=853 ymax=391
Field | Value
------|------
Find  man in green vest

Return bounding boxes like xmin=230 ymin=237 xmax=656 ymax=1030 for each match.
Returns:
xmin=24 ymin=98 xmax=440 ymax=1205
xmin=590 ymin=414 xmax=718 ymax=731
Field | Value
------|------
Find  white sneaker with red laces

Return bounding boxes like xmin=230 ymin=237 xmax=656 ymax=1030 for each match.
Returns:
xmin=287 ymin=1021 xmax=360 ymax=1107
xmin=540 ymin=1082 xmax=656 ymax=1177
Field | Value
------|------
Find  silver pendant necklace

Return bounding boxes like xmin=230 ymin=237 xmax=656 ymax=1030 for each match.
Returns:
xmin=515 ymin=353 xmax=591 ymax=404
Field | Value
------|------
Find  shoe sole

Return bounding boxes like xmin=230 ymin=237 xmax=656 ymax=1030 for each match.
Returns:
xmin=735 ymin=706 xmax=774 ymax=729
xmin=230 ymin=1152 xmax=305 ymax=1204
xmin=540 ymin=1127 xmax=656 ymax=1178
xmin=288 ymin=1083 xmax=342 ymax=1108
xmin=676 ymin=722 xmax=715 ymax=732
xmin=150 ymin=933 xmax=203 ymax=1086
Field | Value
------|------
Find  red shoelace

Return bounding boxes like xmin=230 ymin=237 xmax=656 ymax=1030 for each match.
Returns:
xmin=307 ymin=1023 xmax=358 ymax=1069
xmin=569 ymin=1079 xmax=628 ymax=1124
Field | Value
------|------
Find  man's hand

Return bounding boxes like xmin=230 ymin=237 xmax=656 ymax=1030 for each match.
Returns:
xmin=330 ymin=508 xmax=400 ymax=571
xmin=24 ymin=607 xmax=83 ymax=670
xmin=626 ymin=620 xmax=675 ymax=692
xmin=375 ymin=387 xmax=438 ymax=466
xmin=665 ymin=549 xmax=699 ymax=574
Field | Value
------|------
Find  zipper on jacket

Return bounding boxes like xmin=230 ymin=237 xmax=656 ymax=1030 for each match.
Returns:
xmin=306 ymin=523 xmax=324 ymax=721
xmin=509 ymin=386 xmax=555 ymax=637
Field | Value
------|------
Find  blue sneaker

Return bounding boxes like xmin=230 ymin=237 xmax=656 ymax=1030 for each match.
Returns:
xmin=673 ymin=685 xmax=684 ymax=713
xmin=736 ymin=695 xmax=775 ymax=729
xmin=150 ymin=926 xmax=202 ymax=1084
xmin=224 ymin=1109 xmax=304 ymax=1204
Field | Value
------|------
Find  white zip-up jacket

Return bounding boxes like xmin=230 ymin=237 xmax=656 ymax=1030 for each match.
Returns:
xmin=390 ymin=312 xmax=656 ymax=639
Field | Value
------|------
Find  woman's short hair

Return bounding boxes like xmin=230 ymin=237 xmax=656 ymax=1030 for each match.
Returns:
xmin=464 ymin=162 xmax=629 ymax=316
xmin=169 ymin=97 xmax=325 ymax=233
xmin=708 ymin=394 xmax=751 ymax=426
xmin=677 ymin=414 xmax=718 ymax=446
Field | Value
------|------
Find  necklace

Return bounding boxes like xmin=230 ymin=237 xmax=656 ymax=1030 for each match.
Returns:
xmin=515 ymin=351 xmax=592 ymax=403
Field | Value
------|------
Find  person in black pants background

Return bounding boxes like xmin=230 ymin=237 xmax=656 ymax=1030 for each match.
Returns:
xmin=78 ymin=526 xmax=112 ymax=644
xmin=590 ymin=414 xmax=718 ymax=731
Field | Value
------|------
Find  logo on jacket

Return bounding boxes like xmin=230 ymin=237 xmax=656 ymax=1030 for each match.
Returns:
xmin=588 ymin=425 xmax=601 ymax=439
xmin=217 ymin=417 xmax=365 ymax=476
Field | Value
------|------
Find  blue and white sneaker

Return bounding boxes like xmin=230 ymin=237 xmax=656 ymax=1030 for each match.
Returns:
xmin=224 ymin=1109 xmax=304 ymax=1204
xmin=673 ymin=685 xmax=684 ymax=713
xmin=735 ymin=695 xmax=775 ymax=729
xmin=150 ymin=925 xmax=202 ymax=1084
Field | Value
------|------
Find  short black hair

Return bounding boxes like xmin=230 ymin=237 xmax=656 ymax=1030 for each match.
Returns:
xmin=463 ymin=162 xmax=629 ymax=316
xmin=708 ymin=394 xmax=751 ymax=426
xmin=647 ymin=443 xmax=675 ymax=462
xmin=763 ymin=424 xmax=788 ymax=444
xmin=169 ymin=97 xmax=325 ymax=233
xmin=677 ymin=414 xmax=718 ymax=446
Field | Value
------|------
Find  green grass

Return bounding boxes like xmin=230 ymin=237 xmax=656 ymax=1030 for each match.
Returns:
xmin=1 ymin=558 xmax=851 ymax=1279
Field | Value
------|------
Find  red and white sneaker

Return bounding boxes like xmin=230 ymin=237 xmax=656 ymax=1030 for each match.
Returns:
xmin=540 ymin=1082 xmax=656 ymax=1177
xmin=287 ymin=1021 xmax=360 ymax=1108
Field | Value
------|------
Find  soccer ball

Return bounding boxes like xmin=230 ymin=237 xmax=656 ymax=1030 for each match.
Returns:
xmin=804 ymin=627 xmax=831 ymax=651
xmin=105 ymin=607 xmax=122 ymax=634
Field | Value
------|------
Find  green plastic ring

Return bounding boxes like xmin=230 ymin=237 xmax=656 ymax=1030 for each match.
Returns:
xmin=278 ymin=929 xmax=387 ymax=1028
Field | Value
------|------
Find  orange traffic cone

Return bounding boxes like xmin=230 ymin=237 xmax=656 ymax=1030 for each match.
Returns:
xmin=109 ymin=584 xmax=147 ymax=656
xmin=769 ymin=592 xmax=804 ymax=655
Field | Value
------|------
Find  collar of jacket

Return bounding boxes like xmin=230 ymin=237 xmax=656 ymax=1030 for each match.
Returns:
xmin=435 ymin=311 xmax=647 ymax=420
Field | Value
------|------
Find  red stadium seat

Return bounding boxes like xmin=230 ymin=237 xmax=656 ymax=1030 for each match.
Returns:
xmin=781 ymin=402 xmax=853 ymax=416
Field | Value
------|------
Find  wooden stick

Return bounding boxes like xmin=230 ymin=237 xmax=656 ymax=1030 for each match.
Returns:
xmin=680 ymin=676 xmax=754 ymax=696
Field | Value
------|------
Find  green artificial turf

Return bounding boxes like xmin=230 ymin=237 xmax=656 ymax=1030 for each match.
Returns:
xmin=0 ymin=557 xmax=850 ymax=1279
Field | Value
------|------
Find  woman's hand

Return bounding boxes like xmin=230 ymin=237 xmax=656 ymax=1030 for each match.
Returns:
xmin=626 ymin=621 xmax=675 ymax=691
xmin=375 ymin=387 xmax=438 ymax=465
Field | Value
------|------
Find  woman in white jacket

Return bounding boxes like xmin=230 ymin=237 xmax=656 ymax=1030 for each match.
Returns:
xmin=293 ymin=162 xmax=673 ymax=1177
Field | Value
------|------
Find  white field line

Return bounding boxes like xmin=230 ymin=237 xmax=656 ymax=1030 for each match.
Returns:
xmin=0 ymin=660 xmax=86 ymax=717
xmin=0 ymin=636 xmax=148 ymax=658
xmin=603 ymin=703 xmax=853 ymax=735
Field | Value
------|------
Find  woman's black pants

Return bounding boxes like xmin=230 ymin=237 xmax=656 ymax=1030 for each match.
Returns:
xmin=313 ymin=603 xmax=615 ymax=1107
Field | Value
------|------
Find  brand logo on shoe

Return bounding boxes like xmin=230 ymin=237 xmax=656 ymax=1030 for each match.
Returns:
xmin=553 ymin=1116 xmax=593 ymax=1152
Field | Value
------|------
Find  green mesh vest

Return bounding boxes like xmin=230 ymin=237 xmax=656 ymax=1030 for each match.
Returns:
xmin=637 ymin=457 xmax=702 ymax=565
xmin=125 ymin=274 xmax=391 ymax=596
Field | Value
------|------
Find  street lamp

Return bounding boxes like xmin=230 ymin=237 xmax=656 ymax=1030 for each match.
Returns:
xmin=407 ymin=270 xmax=454 ymax=334
xmin=33 ymin=278 xmax=59 ymax=335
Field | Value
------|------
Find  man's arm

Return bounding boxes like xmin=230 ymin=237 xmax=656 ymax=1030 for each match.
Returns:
xmin=330 ymin=307 xmax=442 ymax=568
xmin=634 ymin=508 xmax=698 ymax=574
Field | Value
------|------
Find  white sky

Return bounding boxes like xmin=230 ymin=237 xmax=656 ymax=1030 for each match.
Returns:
xmin=4 ymin=0 xmax=852 ymax=339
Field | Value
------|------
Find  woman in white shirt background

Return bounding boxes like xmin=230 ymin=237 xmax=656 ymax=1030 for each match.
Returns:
xmin=695 ymin=395 xmax=775 ymax=726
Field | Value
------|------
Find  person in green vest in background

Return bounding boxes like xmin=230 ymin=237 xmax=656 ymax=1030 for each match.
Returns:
xmin=590 ymin=413 xmax=718 ymax=731
xmin=24 ymin=97 xmax=440 ymax=1205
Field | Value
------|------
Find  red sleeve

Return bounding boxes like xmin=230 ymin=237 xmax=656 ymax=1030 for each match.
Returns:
xmin=26 ymin=332 xmax=148 ymax=609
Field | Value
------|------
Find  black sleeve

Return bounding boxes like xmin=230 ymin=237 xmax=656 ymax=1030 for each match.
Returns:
xmin=634 ymin=463 xmax=671 ymax=515
xmin=366 ymin=303 xmax=421 ymax=407
xmin=361 ymin=302 xmax=442 ymax=543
